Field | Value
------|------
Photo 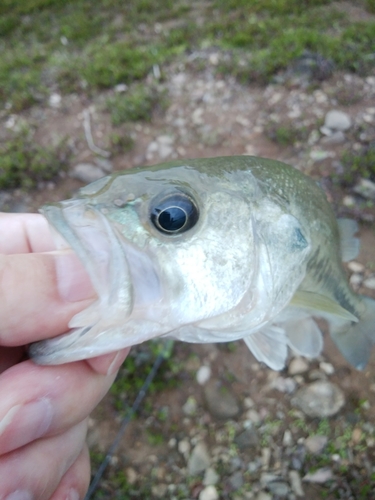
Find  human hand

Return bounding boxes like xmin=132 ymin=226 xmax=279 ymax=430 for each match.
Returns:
xmin=0 ymin=213 xmax=129 ymax=500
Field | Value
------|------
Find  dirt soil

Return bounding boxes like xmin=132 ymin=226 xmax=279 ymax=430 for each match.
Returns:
xmin=3 ymin=43 xmax=375 ymax=500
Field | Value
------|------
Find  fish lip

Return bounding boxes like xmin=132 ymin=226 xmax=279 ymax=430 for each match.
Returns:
xmin=40 ymin=200 xmax=133 ymax=316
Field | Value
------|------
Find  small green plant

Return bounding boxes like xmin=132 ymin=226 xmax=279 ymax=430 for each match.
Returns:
xmin=106 ymin=85 xmax=167 ymax=125
xmin=0 ymin=127 xmax=70 ymax=190
xmin=340 ymin=146 xmax=375 ymax=187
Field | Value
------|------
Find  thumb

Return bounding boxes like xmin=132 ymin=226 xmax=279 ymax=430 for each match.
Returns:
xmin=0 ymin=250 xmax=95 ymax=346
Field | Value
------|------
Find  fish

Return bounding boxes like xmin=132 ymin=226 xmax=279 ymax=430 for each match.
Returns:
xmin=29 ymin=156 xmax=375 ymax=370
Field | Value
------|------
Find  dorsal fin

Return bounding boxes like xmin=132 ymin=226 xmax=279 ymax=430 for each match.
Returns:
xmin=337 ymin=218 xmax=360 ymax=262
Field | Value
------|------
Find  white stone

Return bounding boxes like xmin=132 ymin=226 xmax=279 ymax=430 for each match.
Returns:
xmin=178 ymin=439 xmax=190 ymax=456
xmin=304 ymin=435 xmax=328 ymax=454
xmin=282 ymin=429 xmax=293 ymax=447
xmin=303 ymin=467 xmax=333 ymax=483
xmin=188 ymin=442 xmax=211 ymax=475
xmin=70 ymin=163 xmax=105 ymax=183
xmin=203 ymin=467 xmax=219 ymax=486
xmin=289 ymin=470 xmax=304 ymax=497
xmin=363 ymin=276 xmax=375 ymax=290
xmin=324 ymin=110 xmax=352 ymax=131
xmin=199 ymin=485 xmax=219 ymax=500
xmin=319 ymin=362 xmax=335 ymax=375
xmin=196 ymin=365 xmax=211 ymax=385
xmin=291 ymin=381 xmax=345 ymax=418
xmin=49 ymin=93 xmax=62 ymax=108
xmin=347 ymin=261 xmax=365 ymax=273
xmin=288 ymin=357 xmax=309 ymax=375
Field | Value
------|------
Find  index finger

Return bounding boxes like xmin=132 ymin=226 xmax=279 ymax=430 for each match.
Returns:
xmin=0 ymin=213 xmax=55 ymax=254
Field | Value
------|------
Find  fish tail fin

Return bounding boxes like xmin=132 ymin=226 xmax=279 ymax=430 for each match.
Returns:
xmin=330 ymin=296 xmax=375 ymax=370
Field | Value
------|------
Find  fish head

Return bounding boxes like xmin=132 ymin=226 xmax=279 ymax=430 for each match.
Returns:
xmin=30 ymin=158 xmax=264 ymax=364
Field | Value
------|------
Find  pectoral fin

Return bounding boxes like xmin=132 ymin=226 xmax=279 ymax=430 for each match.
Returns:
xmin=284 ymin=317 xmax=323 ymax=358
xmin=243 ymin=326 xmax=288 ymax=370
xmin=290 ymin=291 xmax=358 ymax=322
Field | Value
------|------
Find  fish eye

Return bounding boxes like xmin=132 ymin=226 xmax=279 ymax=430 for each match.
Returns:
xmin=150 ymin=192 xmax=199 ymax=235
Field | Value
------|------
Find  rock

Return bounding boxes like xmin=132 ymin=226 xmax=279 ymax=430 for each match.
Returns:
xmin=204 ymin=380 xmax=240 ymax=419
xmin=255 ymin=493 xmax=272 ymax=500
xmin=234 ymin=428 xmax=259 ymax=450
xmin=303 ymin=467 xmax=333 ymax=483
xmin=94 ymin=157 xmax=113 ymax=173
xmin=228 ymin=471 xmax=244 ymax=490
xmin=199 ymin=485 xmax=219 ymax=500
xmin=289 ymin=470 xmax=304 ymax=497
xmin=267 ymin=480 xmax=290 ymax=497
xmin=304 ymin=435 xmax=328 ymax=454
xmin=245 ymin=409 xmax=261 ymax=424
xmin=288 ymin=357 xmax=309 ymax=375
xmin=322 ymin=130 xmax=346 ymax=143
xmin=309 ymin=150 xmax=334 ymax=161
xmin=182 ymin=396 xmax=198 ymax=416
xmin=126 ymin=467 xmax=138 ymax=485
xmin=196 ymin=365 xmax=211 ymax=385
xmin=291 ymin=381 xmax=345 ymax=417
xmin=178 ymin=439 xmax=190 ymax=456
xmin=319 ymin=362 xmax=334 ymax=375
xmin=151 ymin=484 xmax=168 ymax=498
xmin=203 ymin=467 xmax=219 ymax=486
xmin=282 ymin=429 xmax=293 ymax=447
xmin=49 ymin=92 xmax=62 ymax=108
xmin=347 ymin=261 xmax=365 ymax=273
xmin=353 ymin=178 xmax=375 ymax=200
xmin=269 ymin=376 xmax=297 ymax=393
xmin=324 ymin=110 xmax=352 ymax=131
xmin=70 ymin=163 xmax=106 ymax=183
xmin=363 ymin=276 xmax=375 ymax=290
xmin=188 ymin=442 xmax=211 ymax=475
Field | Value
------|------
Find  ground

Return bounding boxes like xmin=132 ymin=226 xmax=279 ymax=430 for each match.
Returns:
xmin=1 ymin=1 xmax=375 ymax=499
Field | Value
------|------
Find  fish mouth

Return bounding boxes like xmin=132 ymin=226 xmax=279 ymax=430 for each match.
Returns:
xmin=29 ymin=199 xmax=136 ymax=364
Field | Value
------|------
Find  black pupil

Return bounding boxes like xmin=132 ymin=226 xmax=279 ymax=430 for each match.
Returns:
xmin=151 ymin=193 xmax=198 ymax=235
xmin=158 ymin=206 xmax=186 ymax=231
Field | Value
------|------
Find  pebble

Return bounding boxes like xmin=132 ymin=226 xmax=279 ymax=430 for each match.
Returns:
xmin=203 ymin=467 xmax=219 ymax=486
xmin=289 ymin=470 xmax=304 ymax=497
xmin=196 ymin=365 xmax=211 ymax=385
xmin=288 ymin=357 xmax=309 ymax=375
xmin=182 ymin=396 xmax=198 ymax=416
xmin=204 ymin=380 xmax=240 ymax=419
xmin=347 ymin=261 xmax=365 ymax=273
xmin=234 ymin=428 xmax=259 ymax=450
xmin=151 ymin=484 xmax=168 ymax=498
xmin=126 ymin=467 xmax=138 ymax=485
xmin=188 ymin=442 xmax=211 ymax=475
xmin=282 ymin=429 xmax=293 ymax=447
xmin=322 ymin=130 xmax=346 ymax=143
xmin=229 ymin=470 xmax=244 ymax=490
xmin=267 ymin=480 xmax=290 ymax=497
xmin=178 ymin=439 xmax=190 ymax=456
xmin=199 ymin=485 xmax=219 ymax=500
xmin=303 ymin=467 xmax=333 ymax=483
xmin=48 ymin=92 xmax=62 ymax=108
xmin=269 ymin=376 xmax=297 ymax=393
xmin=324 ymin=109 xmax=352 ymax=131
xmin=291 ymin=381 xmax=345 ymax=417
xmin=319 ymin=362 xmax=335 ymax=375
xmin=363 ymin=276 xmax=375 ymax=290
xmin=353 ymin=178 xmax=375 ymax=200
xmin=246 ymin=409 xmax=261 ymax=424
xmin=304 ymin=435 xmax=328 ymax=454
xmin=255 ymin=493 xmax=272 ymax=500
xmin=70 ymin=163 xmax=106 ymax=183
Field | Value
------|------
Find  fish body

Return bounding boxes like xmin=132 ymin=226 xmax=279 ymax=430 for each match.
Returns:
xmin=29 ymin=156 xmax=375 ymax=370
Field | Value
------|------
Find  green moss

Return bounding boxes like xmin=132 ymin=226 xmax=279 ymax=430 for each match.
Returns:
xmin=0 ymin=128 xmax=70 ymax=190
xmin=107 ymin=85 xmax=167 ymax=125
xmin=340 ymin=146 xmax=375 ymax=187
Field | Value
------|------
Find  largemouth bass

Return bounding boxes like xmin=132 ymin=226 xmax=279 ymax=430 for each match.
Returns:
xmin=29 ymin=156 xmax=375 ymax=370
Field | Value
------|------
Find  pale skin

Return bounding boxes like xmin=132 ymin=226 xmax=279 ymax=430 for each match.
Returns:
xmin=0 ymin=213 xmax=130 ymax=500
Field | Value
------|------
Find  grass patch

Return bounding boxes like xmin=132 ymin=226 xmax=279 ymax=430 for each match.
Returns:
xmin=0 ymin=127 xmax=70 ymax=189
xmin=106 ymin=85 xmax=167 ymax=125
xmin=2 ymin=0 xmax=375 ymax=112
xmin=339 ymin=145 xmax=375 ymax=187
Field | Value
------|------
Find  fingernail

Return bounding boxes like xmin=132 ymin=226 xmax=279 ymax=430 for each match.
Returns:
xmin=66 ymin=488 xmax=80 ymax=500
xmin=5 ymin=490 xmax=33 ymax=500
xmin=54 ymin=252 xmax=94 ymax=302
xmin=0 ymin=398 xmax=53 ymax=453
